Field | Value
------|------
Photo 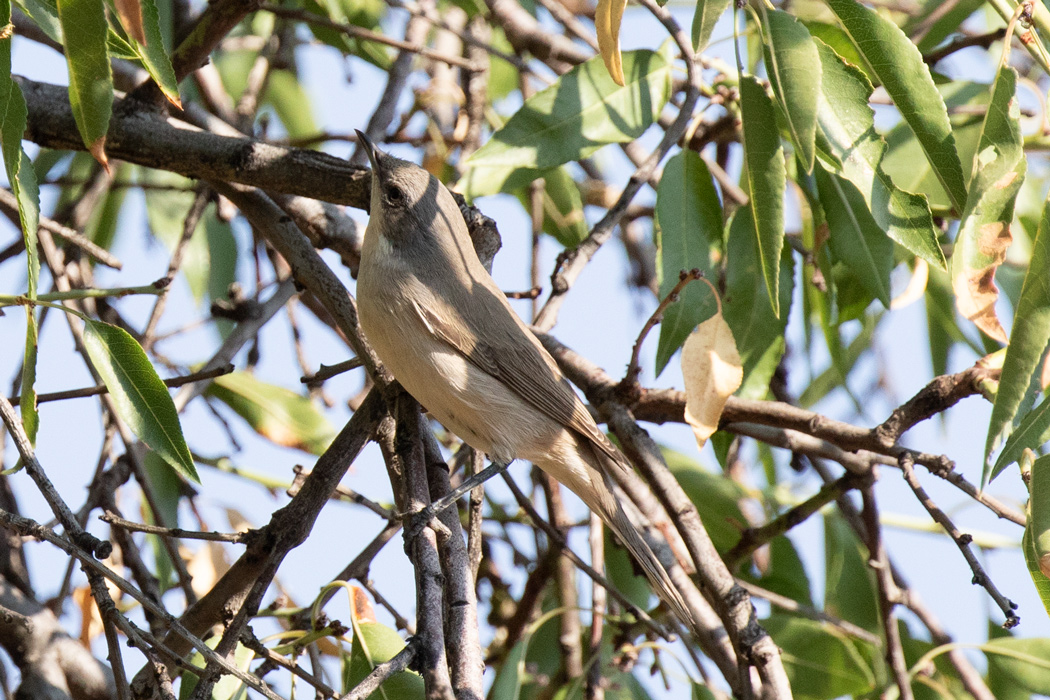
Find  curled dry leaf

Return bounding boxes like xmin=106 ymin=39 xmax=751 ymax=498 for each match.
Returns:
xmin=351 ymin=585 xmax=377 ymax=623
xmin=682 ymin=309 xmax=742 ymax=450
xmin=890 ymin=258 xmax=929 ymax=310
xmin=595 ymin=0 xmax=626 ymax=86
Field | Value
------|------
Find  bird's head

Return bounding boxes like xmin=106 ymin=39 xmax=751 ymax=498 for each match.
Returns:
xmin=356 ymin=130 xmax=450 ymax=246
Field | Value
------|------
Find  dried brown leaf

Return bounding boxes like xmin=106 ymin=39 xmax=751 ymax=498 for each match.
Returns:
xmin=953 ymin=221 xmax=1012 ymax=343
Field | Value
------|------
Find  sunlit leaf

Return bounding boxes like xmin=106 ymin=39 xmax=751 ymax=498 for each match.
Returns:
xmin=654 ymin=151 xmax=721 ymax=374
xmin=739 ymin=75 xmax=785 ymax=317
xmin=463 ymin=49 xmax=672 ymax=177
xmin=82 ymin=320 xmax=197 ymax=482
xmin=206 ymin=372 xmax=336 ymax=455
xmin=691 ymin=0 xmax=731 ymax=53
xmin=763 ymin=9 xmax=819 ymax=172
xmin=814 ymin=40 xmax=944 ymax=268
xmin=951 ymin=66 xmax=1024 ymax=345
xmin=986 ymin=196 xmax=1050 ymax=483
xmin=57 ymin=0 xmax=113 ymax=166
xmin=825 ymin=0 xmax=967 ymax=213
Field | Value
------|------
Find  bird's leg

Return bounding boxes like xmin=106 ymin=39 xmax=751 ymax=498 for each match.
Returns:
xmin=403 ymin=458 xmax=513 ymax=542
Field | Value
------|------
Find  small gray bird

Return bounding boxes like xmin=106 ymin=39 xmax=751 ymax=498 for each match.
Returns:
xmin=354 ymin=132 xmax=688 ymax=625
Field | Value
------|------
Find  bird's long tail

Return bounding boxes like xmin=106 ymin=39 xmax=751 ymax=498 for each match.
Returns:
xmin=598 ymin=472 xmax=695 ymax=633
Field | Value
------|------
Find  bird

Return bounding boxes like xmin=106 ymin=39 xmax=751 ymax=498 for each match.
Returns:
xmin=353 ymin=131 xmax=689 ymax=627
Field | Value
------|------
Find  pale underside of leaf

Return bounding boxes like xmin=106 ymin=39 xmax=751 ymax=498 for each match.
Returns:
xmin=114 ymin=0 xmax=146 ymax=45
xmin=682 ymin=312 xmax=743 ymax=449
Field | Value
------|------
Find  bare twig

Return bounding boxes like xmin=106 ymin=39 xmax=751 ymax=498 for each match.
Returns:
xmin=898 ymin=454 xmax=1019 ymax=627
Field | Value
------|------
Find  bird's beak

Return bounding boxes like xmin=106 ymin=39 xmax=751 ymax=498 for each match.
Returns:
xmin=355 ymin=130 xmax=382 ymax=180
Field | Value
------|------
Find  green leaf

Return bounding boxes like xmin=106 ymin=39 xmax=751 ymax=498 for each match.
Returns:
xmin=82 ymin=320 xmax=197 ymax=482
xmin=604 ymin=527 xmax=653 ymax=613
xmin=142 ymin=450 xmax=180 ymax=591
xmin=907 ymin=0 xmax=985 ymax=54
xmin=691 ymin=0 xmax=731 ymax=52
xmin=58 ymin=0 xmax=114 ymax=164
xmin=1024 ymin=495 xmax=1050 ymax=622
xmin=723 ymin=207 xmax=793 ymax=398
xmin=814 ymin=40 xmax=944 ymax=269
xmin=985 ymin=637 xmax=1050 ymax=694
xmin=824 ymin=0 xmax=967 ymax=214
xmin=950 ymin=66 xmax=1025 ymax=346
xmin=206 ymin=372 xmax=336 ymax=455
xmin=16 ymin=0 xmax=62 ymax=41
xmin=756 ymin=536 xmax=813 ymax=606
xmin=127 ymin=0 xmax=180 ymax=105
xmin=814 ymin=164 xmax=892 ymax=308
xmin=0 ymin=0 xmax=42 ymax=442
xmin=881 ymin=81 xmax=986 ymax=215
xmin=653 ymin=151 xmax=721 ymax=374
xmin=995 ymin=397 xmax=1050 ymax=474
xmin=986 ymin=195 xmax=1050 ymax=483
xmin=514 ymin=166 xmax=588 ymax=248
xmin=1027 ymin=453 xmax=1050 ymax=618
xmin=739 ymin=75 xmax=786 ymax=317
xmin=264 ymin=70 xmax=318 ymax=141
xmin=824 ymin=512 xmax=878 ymax=631
xmin=763 ymin=614 xmax=875 ymax=698
xmin=343 ymin=621 xmax=424 ymax=698
xmin=180 ymin=640 xmax=254 ymax=700
xmin=663 ymin=448 xmax=748 ymax=553
xmin=763 ymin=9 xmax=819 ymax=173
xmin=463 ymin=49 xmax=671 ymax=173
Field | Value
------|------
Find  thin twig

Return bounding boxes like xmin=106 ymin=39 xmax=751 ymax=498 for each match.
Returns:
xmin=8 ymin=363 xmax=234 ymax=405
xmin=100 ymin=512 xmax=249 ymax=543
xmin=898 ymin=454 xmax=1019 ymax=627
xmin=860 ymin=484 xmax=914 ymax=700
xmin=620 ymin=269 xmax=704 ymax=391
xmin=342 ymin=638 xmax=420 ymax=700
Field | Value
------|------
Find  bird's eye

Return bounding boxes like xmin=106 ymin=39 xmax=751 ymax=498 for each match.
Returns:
xmin=385 ymin=185 xmax=404 ymax=203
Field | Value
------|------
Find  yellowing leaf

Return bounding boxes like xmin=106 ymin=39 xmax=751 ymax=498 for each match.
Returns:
xmin=73 ymin=586 xmax=103 ymax=647
xmin=595 ymin=0 xmax=626 ymax=86
xmin=682 ymin=310 xmax=742 ymax=449
xmin=186 ymin=541 xmax=230 ymax=598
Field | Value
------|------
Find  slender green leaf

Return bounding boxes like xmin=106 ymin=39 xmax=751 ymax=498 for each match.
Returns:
xmin=463 ymin=49 xmax=672 ymax=172
xmin=0 ymin=0 xmax=42 ymax=441
xmin=824 ymin=512 xmax=878 ymax=631
xmin=206 ymin=372 xmax=336 ymax=455
xmin=691 ymin=0 xmax=731 ymax=52
xmin=764 ymin=614 xmax=875 ymax=698
xmin=58 ymin=0 xmax=113 ymax=164
xmin=654 ymin=151 xmax=721 ymax=374
xmin=1024 ymin=473 xmax=1050 ymax=622
xmin=180 ymin=639 xmax=254 ymax=700
xmin=825 ymin=0 xmax=967 ymax=213
xmin=814 ymin=40 xmax=944 ymax=268
xmin=907 ymin=0 xmax=985 ymax=54
xmin=739 ymin=75 xmax=785 ymax=317
xmin=814 ymin=164 xmax=892 ymax=308
xmin=82 ymin=320 xmax=197 ymax=482
xmin=763 ymin=9 xmax=819 ymax=172
xmin=16 ymin=0 xmax=62 ymax=41
xmin=723 ymin=207 xmax=793 ymax=398
xmin=986 ymin=196 xmax=1050 ymax=483
xmin=995 ymin=398 xmax=1050 ymax=474
xmin=951 ymin=66 xmax=1025 ymax=345
xmin=129 ymin=0 xmax=180 ymax=105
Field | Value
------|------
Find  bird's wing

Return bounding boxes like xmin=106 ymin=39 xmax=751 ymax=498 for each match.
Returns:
xmin=412 ymin=288 xmax=625 ymax=466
